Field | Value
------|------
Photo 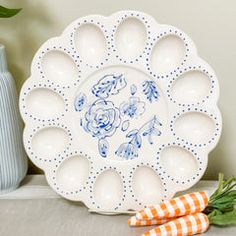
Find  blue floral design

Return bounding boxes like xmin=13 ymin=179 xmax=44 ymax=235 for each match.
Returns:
xmin=115 ymin=116 xmax=162 ymax=160
xmin=98 ymin=139 xmax=109 ymax=158
xmin=142 ymin=80 xmax=160 ymax=103
xmin=82 ymin=99 xmax=121 ymax=157
xmin=115 ymin=142 xmax=138 ymax=160
xmin=120 ymin=97 xmax=145 ymax=119
xmin=92 ymin=74 xmax=127 ymax=99
xmin=77 ymin=73 xmax=162 ymax=160
xmin=130 ymin=84 xmax=137 ymax=96
xmin=83 ymin=99 xmax=121 ymax=139
xmin=74 ymin=93 xmax=87 ymax=112
xmin=141 ymin=115 xmax=162 ymax=144
xmin=121 ymin=120 xmax=130 ymax=132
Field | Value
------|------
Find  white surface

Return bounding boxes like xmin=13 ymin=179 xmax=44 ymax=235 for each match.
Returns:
xmin=56 ymin=155 xmax=90 ymax=191
xmin=116 ymin=18 xmax=147 ymax=60
xmin=0 ymin=175 xmax=59 ymax=200
xmin=132 ymin=166 xmax=163 ymax=205
xmin=171 ymin=71 xmax=212 ymax=104
xmin=42 ymin=50 xmax=78 ymax=86
xmin=19 ymin=10 xmax=222 ymax=212
xmin=151 ymin=35 xmax=185 ymax=74
xmin=94 ymin=170 xmax=123 ymax=209
xmin=160 ymin=146 xmax=198 ymax=180
xmin=26 ymin=88 xmax=65 ymax=119
xmin=31 ymin=127 xmax=70 ymax=159
xmin=0 ymin=175 xmax=236 ymax=236
xmin=75 ymin=23 xmax=107 ymax=65
xmin=174 ymin=112 xmax=216 ymax=144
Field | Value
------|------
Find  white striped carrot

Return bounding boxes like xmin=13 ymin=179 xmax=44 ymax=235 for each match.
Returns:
xmin=128 ymin=216 xmax=174 ymax=227
xmin=136 ymin=191 xmax=209 ymax=220
xmin=142 ymin=212 xmax=209 ymax=236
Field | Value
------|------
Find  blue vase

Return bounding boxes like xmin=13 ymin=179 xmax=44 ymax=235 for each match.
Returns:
xmin=0 ymin=44 xmax=27 ymax=194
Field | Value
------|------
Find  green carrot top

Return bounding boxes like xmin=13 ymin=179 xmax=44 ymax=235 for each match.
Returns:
xmin=204 ymin=173 xmax=236 ymax=226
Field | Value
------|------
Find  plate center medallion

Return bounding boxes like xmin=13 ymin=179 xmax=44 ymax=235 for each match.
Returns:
xmin=74 ymin=66 xmax=168 ymax=161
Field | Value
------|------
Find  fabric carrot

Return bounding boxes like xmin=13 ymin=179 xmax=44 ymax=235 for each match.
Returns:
xmin=128 ymin=173 xmax=236 ymax=236
xmin=136 ymin=191 xmax=209 ymax=220
xmin=142 ymin=209 xmax=236 ymax=236
xmin=136 ymin=173 xmax=236 ymax=221
xmin=128 ymin=216 xmax=174 ymax=227
xmin=142 ymin=212 xmax=209 ymax=236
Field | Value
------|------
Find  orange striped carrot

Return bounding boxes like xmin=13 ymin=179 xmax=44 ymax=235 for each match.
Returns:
xmin=142 ymin=212 xmax=209 ymax=236
xmin=128 ymin=216 xmax=174 ymax=227
xmin=128 ymin=174 xmax=236 ymax=235
xmin=136 ymin=191 xmax=209 ymax=220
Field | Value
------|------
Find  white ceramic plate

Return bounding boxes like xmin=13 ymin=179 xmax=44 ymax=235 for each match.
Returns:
xmin=20 ymin=10 xmax=222 ymax=212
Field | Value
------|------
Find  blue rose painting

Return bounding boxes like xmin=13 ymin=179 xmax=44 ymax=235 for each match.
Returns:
xmin=82 ymin=99 xmax=121 ymax=157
